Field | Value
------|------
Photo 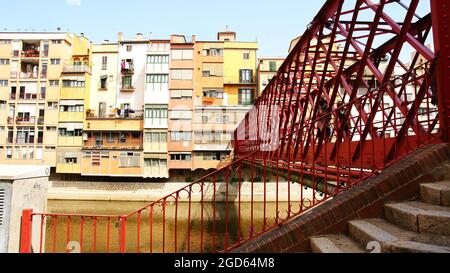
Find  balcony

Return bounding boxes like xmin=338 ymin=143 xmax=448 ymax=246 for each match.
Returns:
xmin=86 ymin=109 xmax=143 ymax=120
xmin=16 ymin=137 xmax=35 ymax=145
xmin=121 ymin=59 xmax=134 ymax=75
xmin=21 ymin=50 xmax=40 ymax=58
xmin=83 ymin=138 xmax=143 ymax=150
xmin=62 ymin=64 xmax=92 ymax=74
xmin=19 ymin=71 xmax=40 ymax=79
xmin=16 ymin=116 xmax=36 ymax=125
xmin=120 ymin=86 xmax=135 ymax=92
xmin=60 ymin=87 xmax=85 ymax=99
xmin=15 ymin=93 xmax=37 ymax=100
xmin=85 ymin=115 xmax=143 ymax=131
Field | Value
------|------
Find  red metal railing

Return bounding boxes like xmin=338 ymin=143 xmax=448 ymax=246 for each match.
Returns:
xmin=19 ymin=0 xmax=449 ymax=253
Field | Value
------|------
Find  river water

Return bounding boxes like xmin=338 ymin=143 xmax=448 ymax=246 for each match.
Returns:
xmin=46 ymin=200 xmax=299 ymax=253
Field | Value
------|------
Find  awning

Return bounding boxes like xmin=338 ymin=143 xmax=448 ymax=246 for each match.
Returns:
xmin=144 ymin=154 xmax=167 ymax=159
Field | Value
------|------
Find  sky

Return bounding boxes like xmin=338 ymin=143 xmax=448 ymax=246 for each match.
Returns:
xmin=0 ymin=0 xmax=327 ymax=58
xmin=1 ymin=0 xmax=432 ymax=60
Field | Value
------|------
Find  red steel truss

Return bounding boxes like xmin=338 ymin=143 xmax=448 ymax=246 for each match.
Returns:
xmin=19 ymin=0 xmax=449 ymax=253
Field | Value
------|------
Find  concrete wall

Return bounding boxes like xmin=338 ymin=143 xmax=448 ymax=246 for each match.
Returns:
xmin=6 ymin=176 xmax=48 ymax=253
xmin=48 ymin=180 xmax=312 ymax=202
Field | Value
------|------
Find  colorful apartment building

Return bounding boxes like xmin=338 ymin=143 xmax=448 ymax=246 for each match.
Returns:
xmin=0 ymin=31 xmax=259 ymax=180
xmin=81 ymin=33 xmax=145 ymax=177
xmin=143 ymin=39 xmax=170 ymax=178
xmin=168 ymin=35 xmax=195 ymax=178
xmin=0 ymin=32 xmax=90 ymax=170
xmin=257 ymin=57 xmax=284 ymax=94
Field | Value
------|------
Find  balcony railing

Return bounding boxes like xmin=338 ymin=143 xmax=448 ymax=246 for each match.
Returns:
xmin=20 ymin=72 xmax=39 ymax=79
xmin=120 ymin=86 xmax=135 ymax=92
xmin=10 ymin=71 xmax=17 ymax=78
xmin=62 ymin=65 xmax=91 ymax=74
xmin=7 ymin=137 xmax=13 ymax=144
xmin=7 ymin=117 xmax=14 ymax=125
xmin=18 ymin=93 xmax=38 ymax=100
xmin=21 ymin=50 xmax=40 ymax=58
xmin=86 ymin=109 xmax=144 ymax=119
xmin=16 ymin=116 xmax=36 ymax=125
xmin=16 ymin=137 xmax=35 ymax=145
xmin=38 ymin=117 xmax=44 ymax=125
xmin=83 ymin=139 xmax=143 ymax=150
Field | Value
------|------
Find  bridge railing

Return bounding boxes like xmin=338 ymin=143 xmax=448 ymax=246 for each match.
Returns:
xmin=19 ymin=0 xmax=446 ymax=253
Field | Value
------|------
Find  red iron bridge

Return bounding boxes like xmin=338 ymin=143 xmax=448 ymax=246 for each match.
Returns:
xmin=19 ymin=0 xmax=450 ymax=253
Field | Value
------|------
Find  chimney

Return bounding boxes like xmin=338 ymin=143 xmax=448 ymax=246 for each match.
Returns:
xmin=192 ymin=35 xmax=196 ymax=43
xmin=136 ymin=33 xmax=144 ymax=41
xmin=117 ymin=32 xmax=123 ymax=42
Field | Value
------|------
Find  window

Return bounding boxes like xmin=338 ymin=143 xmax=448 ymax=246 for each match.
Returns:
xmin=145 ymin=132 xmax=167 ymax=143
xmin=0 ymin=40 xmax=12 ymax=44
xmin=239 ymin=69 xmax=253 ymax=83
xmin=62 ymin=80 xmax=85 ymax=87
xmin=202 ymin=63 xmax=223 ymax=77
xmin=119 ymin=152 xmax=140 ymax=167
xmin=144 ymin=158 xmax=167 ymax=168
xmin=50 ymin=59 xmax=61 ymax=65
xmin=100 ymin=76 xmax=107 ymax=89
xmin=46 ymin=126 xmax=57 ymax=131
xmin=170 ymin=131 xmax=192 ymax=142
xmin=202 ymin=116 xmax=208 ymax=124
xmin=147 ymin=55 xmax=169 ymax=64
xmin=47 ymin=102 xmax=58 ymax=109
xmin=243 ymin=52 xmax=250 ymax=60
xmin=238 ymin=89 xmax=254 ymax=105
xmin=6 ymin=147 xmax=12 ymax=159
xmin=170 ymin=154 xmax=191 ymax=161
xmin=269 ymin=61 xmax=277 ymax=72
xmin=203 ymin=89 xmax=223 ymax=98
xmin=49 ymin=80 xmax=59 ymax=87
xmin=203 ymin=48 xmax=223 ymax=56
xmin=146 ymin=74 xmax=168 ymax=83
xmin=171 ymin=49 xmax=193 ymax=60
xmin=126 ymin=45 xmax=132 ymax=52
xmin=59 ymin=128 xmax=83 ymax=137
xmin=171 ymin=69 xmax=193 ymax=80
xmin=122 ymin=76 xmax=132 ymax=89
xmin=101 ymin=56 xmax=107 ymax=70
xmin=119 ymin=132 xmax=127 ymax=143
xmin=145 ymin=105 xmax=168 ymax=123
xmin=60 ymin=104 xmax=84 ymax=112
xmin=170 ymin=89 xmax=193 ymax=99
xmin=0 ymin=80 xmax=8 ymax=87
xmin=51 ymin=40 xmax=62 ymax=44
xmin=0 ymin=59 xmax=9 ymax=65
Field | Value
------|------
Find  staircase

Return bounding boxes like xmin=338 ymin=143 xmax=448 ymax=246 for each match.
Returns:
xmin=310 ymin=181 xmax=450 ymax=253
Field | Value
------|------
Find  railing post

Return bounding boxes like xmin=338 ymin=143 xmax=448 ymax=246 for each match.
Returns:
xmin=118 ymin=216 xmax=126 ymax=253
xmin=431 ymin=0 xmax=450 ymax=142
xmin=19 ymin=209 xmax=33 ymax=253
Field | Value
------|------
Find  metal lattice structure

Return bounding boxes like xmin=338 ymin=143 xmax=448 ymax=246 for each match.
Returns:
xmin=19 ymin=0 xmax=450 ymax=253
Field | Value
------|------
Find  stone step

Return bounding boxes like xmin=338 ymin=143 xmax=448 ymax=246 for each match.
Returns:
xmin=420 ymin=181 xmax=450 ymax=206
xmin=389 ymin=241 xmax=450 ymax=253
xmin=385 ymin=201 xmax=450 ymax=235
xmin=348 ymin=218 xmax=450 ymax=253
xmin=310 ymin=234 xmax=366 ymax=253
